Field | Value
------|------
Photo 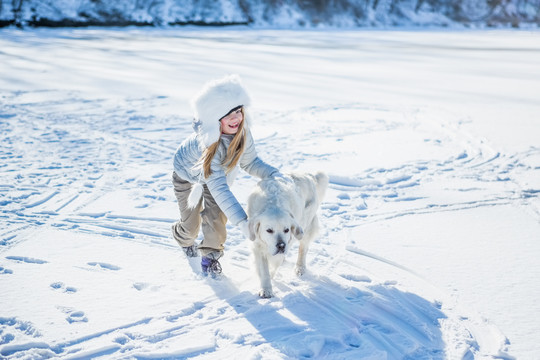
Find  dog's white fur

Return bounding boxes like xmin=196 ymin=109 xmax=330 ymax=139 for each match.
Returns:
xmin=247 ymin=172 xmax=328 ymax=298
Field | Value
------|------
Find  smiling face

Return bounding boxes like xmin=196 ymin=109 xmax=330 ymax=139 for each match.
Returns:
xmin=220 ymin=106 xmax=243 ymax=135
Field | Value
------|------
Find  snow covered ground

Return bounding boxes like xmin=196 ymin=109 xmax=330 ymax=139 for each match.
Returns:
xmin=1 ymin=27 xmax=539 ymax=359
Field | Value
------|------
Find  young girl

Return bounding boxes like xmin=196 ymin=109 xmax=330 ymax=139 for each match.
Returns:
xmin=172 ymin=75 xmax=281 ymax=276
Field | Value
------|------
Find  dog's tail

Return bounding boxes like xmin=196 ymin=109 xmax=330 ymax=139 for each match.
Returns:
xmin=314 ymin=171 xmax=329 ymax=201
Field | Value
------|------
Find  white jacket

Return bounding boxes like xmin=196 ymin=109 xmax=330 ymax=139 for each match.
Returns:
xmin=173 ymin=131 xmax=278 ymax=225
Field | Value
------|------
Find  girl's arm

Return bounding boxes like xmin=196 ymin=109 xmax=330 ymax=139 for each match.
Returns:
xmin=239 ymin=131 xmax=279 ymax=179
xmin=206 ymin=163 xmax=247 ymax=226
xmin=205 ymin=131 xmax=280 ymax=226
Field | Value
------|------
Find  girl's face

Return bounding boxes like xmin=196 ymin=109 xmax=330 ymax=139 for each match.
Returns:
xmin=220 ymin=107 xmax=243 ymax=135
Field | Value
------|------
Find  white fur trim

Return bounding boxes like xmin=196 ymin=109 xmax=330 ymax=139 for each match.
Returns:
xmin=187 ymin=182 xmax=203 ymax=209
xmin=191 ymin=74 xmax=251 ymax=148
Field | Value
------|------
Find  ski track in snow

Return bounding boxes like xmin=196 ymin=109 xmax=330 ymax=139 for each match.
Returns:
xmin=1 ymin=86 xmax=536 ymax=359
xmin=261 ymin=104 xmax=539 ymax=228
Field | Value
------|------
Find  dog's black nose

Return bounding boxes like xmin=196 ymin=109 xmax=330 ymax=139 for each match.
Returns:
xmin=276 ymin=241 xmax=286 ymax=253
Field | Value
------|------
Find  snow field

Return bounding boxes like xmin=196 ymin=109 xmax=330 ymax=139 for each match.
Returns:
xmin=1 ymin=28 xmax=540 ymax=359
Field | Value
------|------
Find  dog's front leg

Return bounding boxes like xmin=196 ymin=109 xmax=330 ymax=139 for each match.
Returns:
xmin=256 ymin=253 xmax=274 ymax=298
xmin=295 ymin=240 xmax=311 ymax=276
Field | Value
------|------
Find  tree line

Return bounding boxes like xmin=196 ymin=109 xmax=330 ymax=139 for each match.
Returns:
xmin=1 ymin=0 xmax=539 ymax=28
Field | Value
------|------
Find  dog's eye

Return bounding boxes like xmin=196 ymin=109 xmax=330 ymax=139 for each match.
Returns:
xmin=266 ymin=229 xmax=274 ymax=234
xmin=284 ymin=228 xmax=290 ymax=233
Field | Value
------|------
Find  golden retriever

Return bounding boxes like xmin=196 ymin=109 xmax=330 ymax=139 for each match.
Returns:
xmin=247 ymin=172 xmax=328 ymax=298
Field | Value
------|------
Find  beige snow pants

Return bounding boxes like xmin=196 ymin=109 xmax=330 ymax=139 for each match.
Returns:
xmin=171 ymin=172 xmax=227 ymax=257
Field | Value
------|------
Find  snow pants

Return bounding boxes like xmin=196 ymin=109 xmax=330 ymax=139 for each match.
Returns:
xmin=171 ymin=172 xmax=227 ymax=257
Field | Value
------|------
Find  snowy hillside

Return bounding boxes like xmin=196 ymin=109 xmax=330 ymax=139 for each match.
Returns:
xmin=1 ymin=28 xmax=540 ymax=359
xmin=1 ymin=0 xmax=539 ymax=28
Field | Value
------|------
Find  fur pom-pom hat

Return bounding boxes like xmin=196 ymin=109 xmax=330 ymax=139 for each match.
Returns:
xmin=191 ymin=74 xmax=251 ymax=148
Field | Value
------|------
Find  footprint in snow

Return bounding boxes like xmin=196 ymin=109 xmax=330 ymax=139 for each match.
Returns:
xmin=57 ymin=306 xmax=88 ymax=324
xmin=0 ymin=317 xmax=40 ymax=340
xmin=133 ymin=282 xmax=161 ymax=291
xmin=5 ymin=256 xmax=48 ymax=264
xmin=113 ymin=335 xmax=131 ymax=345
xmin=0 ymin=266 xmax=13 ymax=274
xmin=1 ymin=332 xmax=15 ymax=345
xmin=66 ymin=311 xmax=88 ymax=324
xmin=50 ymin=282 xmax=77 ymax=293
xmin=87 ymin=262 xmax=121 ymax=271
xmin=339 ymin=273 xmax=371 ymax=283
xmin=133 ymin=282 xmax=149 ymax=291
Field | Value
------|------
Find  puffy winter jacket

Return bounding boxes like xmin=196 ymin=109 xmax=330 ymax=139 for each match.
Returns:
xmin=173 ymin=130 xmax=278 ymax=225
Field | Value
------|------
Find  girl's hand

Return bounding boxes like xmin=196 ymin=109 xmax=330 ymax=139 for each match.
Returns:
xmin=273 ymin=172 xmax=293 ymax=184
xmin=238 ymin=219 xmax=251 ymax=240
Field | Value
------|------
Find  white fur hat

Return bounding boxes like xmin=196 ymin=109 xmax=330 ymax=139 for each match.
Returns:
xmin=191 ymin=74 xmax=251 ymax=148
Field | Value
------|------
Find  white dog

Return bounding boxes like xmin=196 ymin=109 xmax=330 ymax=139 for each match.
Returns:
xmin=247 ymin=172 xmax=328 ymax=298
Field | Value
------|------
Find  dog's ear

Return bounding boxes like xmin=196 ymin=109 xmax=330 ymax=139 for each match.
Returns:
xmin=291 ymin=219 xmax=304 ymax=240
xmin=248 ymin=219 xmax=260 ymax=241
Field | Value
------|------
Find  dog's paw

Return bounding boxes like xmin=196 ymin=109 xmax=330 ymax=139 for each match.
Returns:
xmin=259 ymin=288 xmax=273 ymax=298
xmin=295 ymin=265 xmax=306 ymax=276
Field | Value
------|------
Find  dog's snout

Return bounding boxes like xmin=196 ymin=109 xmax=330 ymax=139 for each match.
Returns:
xmin=276 ymin=241 xmax=286 ymax=253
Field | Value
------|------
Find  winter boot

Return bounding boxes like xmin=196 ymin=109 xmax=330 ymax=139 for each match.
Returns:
xmin=201 ymin=251 xmax=223 ymax=277
xmin=182 ymin=244 xmax=199 ymax=258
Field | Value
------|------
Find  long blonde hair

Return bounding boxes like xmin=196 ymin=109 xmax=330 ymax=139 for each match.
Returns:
xmin=201 ymin=108 xmax=247 ymax=178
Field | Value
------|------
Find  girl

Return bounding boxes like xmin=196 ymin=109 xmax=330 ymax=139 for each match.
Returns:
xmin=172 ymin=75 xmax=281 ymax=276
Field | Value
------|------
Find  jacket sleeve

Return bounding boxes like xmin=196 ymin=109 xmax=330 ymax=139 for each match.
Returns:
xmin=240 ymin=131 xmax=279 ymax=179
xmin=206 ymin=156 xmax=247 ymax=226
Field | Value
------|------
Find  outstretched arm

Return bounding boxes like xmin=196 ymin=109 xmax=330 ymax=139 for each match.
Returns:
xmin=239 ymin=131 xmax=279 ymax=179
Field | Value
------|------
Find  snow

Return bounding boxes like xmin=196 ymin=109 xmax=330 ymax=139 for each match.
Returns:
xmin=1 ymin=27 xmax=540 ymax=359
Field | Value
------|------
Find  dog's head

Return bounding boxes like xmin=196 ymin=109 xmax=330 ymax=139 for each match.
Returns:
xmin=248 ymin=211 xmax=304 ymax=256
